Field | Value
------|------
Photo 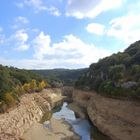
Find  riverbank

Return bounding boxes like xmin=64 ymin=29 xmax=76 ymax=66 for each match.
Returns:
xmin=0 ymin=88 xmax=65 ymax=139
xmin=22 ymin=117 xmax=80 ymax=140
xmin=72 ymin=89 xmax=140 ymax=140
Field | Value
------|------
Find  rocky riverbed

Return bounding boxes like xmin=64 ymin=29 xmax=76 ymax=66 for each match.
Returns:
xmin=0 ymin=88 xmax=68 ymax=140
xmin=1 ymin=87 xmax=139 ymax=140
xmin=23 ymin=117 xmax=80 ymax=140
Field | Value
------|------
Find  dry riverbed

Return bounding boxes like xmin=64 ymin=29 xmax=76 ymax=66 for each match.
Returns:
xmin=22 ymin=117 xmax=80 ymax=140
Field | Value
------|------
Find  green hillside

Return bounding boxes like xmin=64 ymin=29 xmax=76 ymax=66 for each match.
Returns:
xmin=0 ymin=65 xmax=46 ymax=111
xmin=32 ymin=68 xmax=87 ymax=86
xmin=75 ymin=40 xmax=140 ymax=99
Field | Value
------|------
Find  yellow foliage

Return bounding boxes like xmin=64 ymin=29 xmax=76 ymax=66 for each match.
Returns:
xmin=41 ymin=80 xmax=46 ymax=88
xmin=23 ymin=83 xmax=30 ymax=93
xmin=29 ymin=79 xmax=37 ymax=92
xmin=38 ymin=80 xmax=46 ymax=91
xmin=15 ymin=85 xmax=24 ymax=95
xmin=4 ymin=93 xmax=16 ymax=106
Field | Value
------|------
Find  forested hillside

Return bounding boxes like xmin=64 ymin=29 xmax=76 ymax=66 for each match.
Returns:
xmin=32 ymin=68 xmax=87 ymax=85
xmin=0 ymin=65 xmax=47 ymax=112
xmin=76 ymin=40 xmax=140 ymax=99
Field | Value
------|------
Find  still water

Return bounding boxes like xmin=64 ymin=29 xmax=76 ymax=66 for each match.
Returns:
xmin=53 ymin=102 xmax=91 ymax=140
xmin=42 ymin=102 xmax=110 ymax=140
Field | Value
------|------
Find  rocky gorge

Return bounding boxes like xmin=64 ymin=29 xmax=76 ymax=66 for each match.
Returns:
xmin=70 ymin=89 xmax=140 ymax=140
xmin=0 ymin=87 xmax=140 ymax=140
xmin=0 ymin=88 xmax=67 ymax=140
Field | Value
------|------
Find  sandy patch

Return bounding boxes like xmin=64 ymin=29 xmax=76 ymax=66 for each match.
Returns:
xmin=22 ymin=117 xmax=80 ymax=140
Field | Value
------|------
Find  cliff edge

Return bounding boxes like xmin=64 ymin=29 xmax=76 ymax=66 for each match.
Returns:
xmin=73 ymin=89 xmax=140 ymax=140
xmin=0 ymin=88 xmax=63 ymax=140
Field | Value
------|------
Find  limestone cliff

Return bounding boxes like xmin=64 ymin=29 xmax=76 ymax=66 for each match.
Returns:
xmin=0 ymin=89 xmax=63 ymax=140
xmin=73 ymin=89 xmax=140 ymax=140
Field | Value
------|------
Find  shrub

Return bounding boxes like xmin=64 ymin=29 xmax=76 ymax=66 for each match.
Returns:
xmin=29 ymin=79 xmax=37 ymax=92
xmin=23 ymin=83 xmax=30 ymax=93
xmin=0 ymin=101 xmax=8 ymax=113
xmin=4 ymin=92 xmax=16 ymax=106
xmin=37 ymin=80 xmax=47 ymax=92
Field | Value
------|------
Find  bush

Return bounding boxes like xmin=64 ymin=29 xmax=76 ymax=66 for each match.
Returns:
xmin=23 ymin=83 xmax=30 ymax=93
xmin=4 ymin=93 xmax=16 ymax=106
xmin=29 ymin=79 xmax=37 ymax=92
xmin=37 ymin=80 xmax=47 ymax=92
xmin=0 ymin=101 xmax=8 ymax=113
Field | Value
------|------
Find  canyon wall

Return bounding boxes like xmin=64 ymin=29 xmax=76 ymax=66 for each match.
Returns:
xmin=73 ymin=89 xmax=140 ymax=140
xmin=0 ymin=89 xmax=63 ymax=140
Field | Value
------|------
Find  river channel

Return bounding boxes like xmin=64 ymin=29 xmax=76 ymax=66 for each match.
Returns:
xmin=43 ymin=102 xmax=110 ymax=140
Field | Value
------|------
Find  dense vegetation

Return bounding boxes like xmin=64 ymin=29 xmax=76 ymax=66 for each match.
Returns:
xmin=0 ymin=65 xmax=86 ymax=111
xmin=32 ymin=68 xmax=87 ymax=86
xmin=0 ymin=65 xmax=48 ymax=112
xmin=76 ymin=40 xmax=140 ymax=99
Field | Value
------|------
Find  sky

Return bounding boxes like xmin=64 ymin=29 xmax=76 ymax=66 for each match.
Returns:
xmin=0 ymin=0 xmax=140 ymax=69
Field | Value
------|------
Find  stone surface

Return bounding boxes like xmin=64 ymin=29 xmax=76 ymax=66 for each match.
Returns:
xmin=73 ymin=89 xmax=140 ymax=140
xmin=22 ymin=118 xmax=80 ymax=140
xmin=68 ymin=102 xmax=87 ymax=119
xmin=0 ymin=133 xmax=24 ymax=140
xmin=121 ymin=81 xmax=138 ymax=89
xmin=0 ymin=88 xmax=63 ymax=139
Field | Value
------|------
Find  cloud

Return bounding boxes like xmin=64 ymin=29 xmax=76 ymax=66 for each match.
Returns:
xmin=0 ymin=27 xmax=3 ymax=32
xmin=33 ymin=31 xmax=51 ymax=59
xmin=86 ymin=23 xmax=105 ymax=35
xmin=12 ymin=16 xmax=29 ymax=29
xmin=15 ymin=16 xmax=29 ymax=24
xmin=85 ymin=1 xmax=140 ymax=46
xmin=0 ymin=34 xmax=5 ymax=45
xmin=107 ymin=12 xmax=140 ymax=45
xmin=14 ymin=29 xmax=28 ymax=42
xmin=18 ymin=0 xmax=47 ymax=11
xmin=66 ymin=0 xmax=124 ymax=19
xmin=0 ymin=57 xmax=85 ymax=69
xmin=1 ymin=30 xmax=111 ymax=69
xmin=47 ymin=6 xmax=61 ymax=16
xmin=30 ymin=32 xmax=111 ymax=69
xmin=0 ymin=28 xmax=29 ymax=50
xmin=12 ymin=29 xmax=30 ymax=51
xmin=16 ymin=0 xmax=61 ymax=16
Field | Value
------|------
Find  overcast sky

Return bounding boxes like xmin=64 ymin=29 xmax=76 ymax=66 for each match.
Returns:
xmin=0 ymin=0 xmax=140 ymax=69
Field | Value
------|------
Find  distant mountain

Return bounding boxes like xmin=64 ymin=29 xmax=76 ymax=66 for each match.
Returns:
xmin=32 ymin=68 xmax=87 ymax=86
xmin=75 ymin=40 xmax=140 ymax=99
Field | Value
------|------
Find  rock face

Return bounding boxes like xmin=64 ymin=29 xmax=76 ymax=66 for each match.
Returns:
xmin=0 ymin=89 xmax=63 ymax=139
xmin=121 ymin=81 xmax=138 ymax=89
xmin=73 ymin=89 xmax=140 ymax=140
xmin=0 ymin=133 xmax=24 ymax=140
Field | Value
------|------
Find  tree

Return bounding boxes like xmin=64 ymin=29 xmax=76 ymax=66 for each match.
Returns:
xmin=23 ymin=83 xmax=30 ymax=93
xmin=29 ymin=79 xmax=37 ymax=92
xmin=109 ymin=64 xmax=125 ymax=82
xmin=4 ymin=92 xmax=16 ymax=106
xmin=14 ymin=85 xmax=24 ymax=96
xmin=38 ymin=80 xmax=46 ymax=91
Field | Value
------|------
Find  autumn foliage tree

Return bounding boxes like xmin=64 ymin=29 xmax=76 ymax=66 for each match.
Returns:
xmin=23 ymin=83 xmax=30 ymax=93
xmin=0 ymin=64 xmax=49 ymax=112
xmin=29 ymin=79 xmax=37 ymax=92
xmin=4 ymin=92 xmax=16 ymax=106
xmin=38 ymin=80 xmax=47 ymax=91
